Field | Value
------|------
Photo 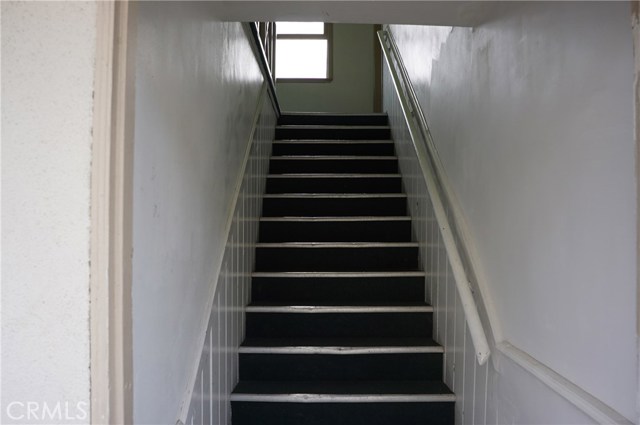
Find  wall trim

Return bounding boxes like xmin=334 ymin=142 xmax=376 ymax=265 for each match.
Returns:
xmin=176 ymin=83 xmax=269 ymax=425
xmin=498 ymin=342 xmax=633 ymax=425
xmin=90 ymin=1 xmax=136 ymax=424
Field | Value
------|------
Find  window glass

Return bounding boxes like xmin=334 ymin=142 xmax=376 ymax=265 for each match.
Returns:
xmin=276 ymin=40 xmax=328 ymax=79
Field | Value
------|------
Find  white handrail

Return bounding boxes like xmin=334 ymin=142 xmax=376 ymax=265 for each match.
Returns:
xmin=378 ymin=29 xmax=490 ymax=365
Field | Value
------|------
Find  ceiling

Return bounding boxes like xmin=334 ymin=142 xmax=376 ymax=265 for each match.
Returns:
xmin=207 ymin=1 xmax=500 ymax=27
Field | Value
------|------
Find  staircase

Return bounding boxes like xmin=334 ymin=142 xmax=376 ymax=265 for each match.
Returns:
xmin=230 ymin=113 xmax=454 ymax=425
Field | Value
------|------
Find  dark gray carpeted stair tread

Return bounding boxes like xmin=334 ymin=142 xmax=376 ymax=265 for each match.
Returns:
xmin=269 ymin=157 xmax=399 ymax=174
xmin=251 ymin=273 xmax=425 ymax=303
xmin=265 ymin=174 xmax=402 ymax=194
xmin=276 ymin=125 xmax=391 ymax=141
xmin=272 ymin=141 xmax=395 ymax=156
xmin=254 ymin=241 xmax=420 ymax=272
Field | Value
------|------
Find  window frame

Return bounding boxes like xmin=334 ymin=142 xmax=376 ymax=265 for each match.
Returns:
xmin=275 ymin=22 xmax=333 ymax=83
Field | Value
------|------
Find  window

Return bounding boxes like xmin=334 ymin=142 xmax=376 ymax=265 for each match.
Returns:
xmin=275 ymin=22 xmax=332 ymax=81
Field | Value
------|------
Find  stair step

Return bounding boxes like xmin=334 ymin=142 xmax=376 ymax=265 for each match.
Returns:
xmin=266 ymin=174 xmax=402 ymax=194
xmin=239 ymin=334 xmax=442 ymax=382
xmin=254 ymin=242 xmax=419 ymax=272
xmin=233 ymin=113 xmax=452 ymax=425
xmin=232 ymin=380 xmax=454 ymax=400
xmin=240 ymin=336 xmax=442 ymax=353
xmin=259 ymin=216 xmax=411 ymax=242
xmin=245 ymin=310 xmax=432 ymax=338
xmin=269 ymin=156 xmax=398 ymax=174
xmin=278 ymin=113 xmax=389 ymax=126
xmin=251 ymin=272 xmax=425 ymax=303
xmin=245 ymin=302 xmax=432 ymax=313
xmin=276 ymin=125 xmax=391 ymax=140
xmin=272 ymin=141 xmax=395 ymax=156
xmin=231 ymin=381 xmax=454 ymax=425
xmin=262 ymin=194 xmax=407 ymax=217
xmin=239 ymin=352 xmax=443 ymax=381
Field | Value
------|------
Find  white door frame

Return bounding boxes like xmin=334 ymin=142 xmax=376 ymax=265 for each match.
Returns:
xmin=90 ymin=1 xmax=136 ymax=424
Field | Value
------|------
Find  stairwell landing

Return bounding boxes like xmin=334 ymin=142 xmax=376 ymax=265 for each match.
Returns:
xmin=230 ymin=113 xmax=455 ymax=425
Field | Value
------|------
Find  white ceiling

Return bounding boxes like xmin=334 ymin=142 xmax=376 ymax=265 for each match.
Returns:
xmin=207 ymin=1 xmax=500 ymax=27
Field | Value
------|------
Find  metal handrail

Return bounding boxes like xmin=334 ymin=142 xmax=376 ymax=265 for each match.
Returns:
xmin=245 ymin=22 xmax=281 ymax=118
xmin=378 ymin=29 xmax=490 ymax=365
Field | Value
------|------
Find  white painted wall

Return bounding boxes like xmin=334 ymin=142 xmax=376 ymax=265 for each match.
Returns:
xmin=277 ymin=24 xmax=376 ymax=113
xmin=184 ymin=94 xmax=276 ymax=425
xmin=132 ymin=3 xmax=266 ymax=424
xmin=388 ymin=2 xmax=636 ymax=422
xmin=1 ymin=2 xmax=95 ymax=423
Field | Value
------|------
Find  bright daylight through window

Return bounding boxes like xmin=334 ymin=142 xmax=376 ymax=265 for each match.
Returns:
xmin=275 ymin=22 xmax=331 ymax=80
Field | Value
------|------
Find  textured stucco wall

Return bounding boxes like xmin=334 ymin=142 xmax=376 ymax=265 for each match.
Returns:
xmin=276 ymin=24 xmax=376 ymax=113
xmin=132 ymin=3 xmax=264 ymax=424
xmin=389 ymin=2 xmax=636 ymax=421
xmin=1 ymin=1 xmax=96 ymax=423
